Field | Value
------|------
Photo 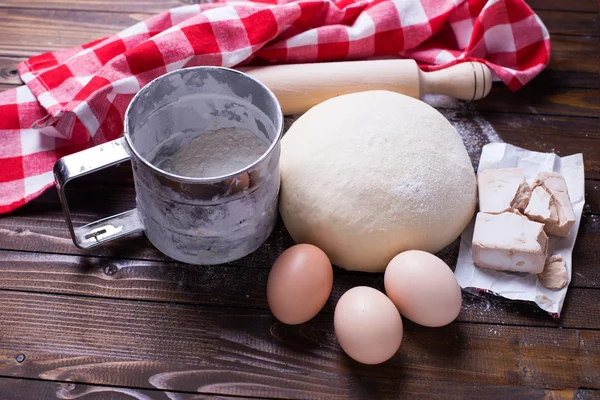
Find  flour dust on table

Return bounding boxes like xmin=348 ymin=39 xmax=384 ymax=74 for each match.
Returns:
xmin=422 ymin=94 xmax=502 ymax=164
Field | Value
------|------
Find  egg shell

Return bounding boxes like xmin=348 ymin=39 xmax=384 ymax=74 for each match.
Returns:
xmin=228 ymin=172 xmax=250 ymax=194
xmin=267 ymin=244 xmax=333 ymax=325
xmin=384 ymin=250 xmax=462 ymax=327
xmin=334 ymin=286 xmax=403 ymax=365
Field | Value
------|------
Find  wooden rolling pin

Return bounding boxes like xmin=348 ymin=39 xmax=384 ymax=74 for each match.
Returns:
xmin=241 ymin=59 xmax=492 ymax=115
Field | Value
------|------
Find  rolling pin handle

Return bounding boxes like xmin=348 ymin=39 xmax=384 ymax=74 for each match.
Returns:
xmin=419 ymin=61 xmax=493 ymax=101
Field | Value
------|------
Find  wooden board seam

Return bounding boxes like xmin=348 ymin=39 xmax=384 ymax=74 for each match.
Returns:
xmin=0 ymin=373 xmax=596 ymax=399
xmin=451 ymin=318 xmax=600 ymax=332
xmin=0 ymin=374 xmax=277 ymax=400
xmin=436 ymin=106 xmax=600 ymax=119
xmin=1 ymin=286 xmax=598 ymax=331
xmin=476 ymin=109 xmax=600 ymax=121
xmin=0 ymin=4 xmax=597 ymax=17
xmin=1 ymin=245 xmax=599 ymax=287
xmin=534 ymin=9 xmax=598 ymax=14
xmin=0 ymin=5 xmax=151 ymax=15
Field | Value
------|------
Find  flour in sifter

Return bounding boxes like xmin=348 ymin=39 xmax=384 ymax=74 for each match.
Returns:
xmin=149 ymin=127 xmax=269 ymax=178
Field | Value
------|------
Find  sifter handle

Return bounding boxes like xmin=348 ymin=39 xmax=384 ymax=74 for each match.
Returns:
xmin=53 ymin=137 xmax=144 ymax=249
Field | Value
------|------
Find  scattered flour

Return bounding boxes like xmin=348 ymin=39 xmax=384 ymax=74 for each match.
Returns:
xmin=423 ymin=94 xmax=502 ymax=165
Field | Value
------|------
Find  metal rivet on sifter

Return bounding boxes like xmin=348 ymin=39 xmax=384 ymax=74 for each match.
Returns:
xmin=16 ymin=354 xmax=25 ymax=363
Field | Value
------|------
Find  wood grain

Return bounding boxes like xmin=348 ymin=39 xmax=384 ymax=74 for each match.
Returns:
xmin=483 ymin=113 xmax=600 ymax=179
xmin=0 ymin=7 xmax=596 ymax=71
xmin=0 ymin=1 xmax=598 ymax=398
xmin=0 ymin=0 xmax=180 ymax=13
xmin=0 ymin=0 xmax=597 ymax=17
xmin=0 ymin=291 xmax=598 ymax=398
xmin=535 ymin=9 xmax=598 ymax=37
xmin=0 ymin=8 xmax=140 ymax=57
xmin=476 ymin=86 xmax=599 ymax=118
xmin=0 ymin=376 xmax=238 ymax=400
xmin=0 ymin=56 xmax=20 ymax=86
xmin=1 ymin=1 xmax=590 ymax=17
xmin=526 ymin=0 xmax=598 ymax=13
xmin=0 ymin=376 xmax=595 ymax=400
xmin=536 ymin=36 xmax=600 ymax=89
xmin=0 ymin=183 xmax=598 ymax=276
xmin=0 ymin=247 xmax=598 ymax=329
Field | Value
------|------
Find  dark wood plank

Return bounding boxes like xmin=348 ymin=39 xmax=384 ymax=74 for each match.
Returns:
xmin=0 ymin=5 xmax=593 ymax=41
xmin=0 ymin=8 xmax=140 ymax=57
xmin=0 ymin=376 xmax=236 ymax=400
xmin=0 ymin=0 xmax=180 ymax=13
xmin=0 ymin=10 xmax=597 ymax=104
xmin=535 ymin=36 xmax=600 ymax=89
xmin=483 ymin=113 xmax=600 ymax=179
xmin=0 ymin=56 xmax=20 ymax=86
xmin=0 ymin=7 xmax=594 ymax=53
xmin=442 ymin=109 xmax=600 ymax=179
xmin=535 ymin=9 xmax=598 ymax=37
xmin=0 ymin=246 xmax=598 ymax=329
xmin=0 ymin=291 xmax=598 ymax=398
xmin=0 ymin=3 xmax=596 ymax=399
xmin=527 ymin=0 xmax=597 ymax=13
xmin=0 ymin=83 xmax=16 ymax=91
xmin=586 ymin=181 xmax=600 ymax=214
xmin=475 ymin=86 xmax=599 ymax=118
xmin=0 ymin=0 xmax=597 ymax=18
xmin=0 ymin=376 xmax=594 ymax=400
xmin=0 ymin=7 xmax=596 ymax=74
xmin=0 ymin=184 xmax=598 ymax=280
xmin=0 ymin=0 xmax=592 ymax=17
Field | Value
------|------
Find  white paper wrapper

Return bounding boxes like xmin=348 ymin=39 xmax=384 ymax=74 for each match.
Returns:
xmin=455 ymin=143 xmax=585 ymax=317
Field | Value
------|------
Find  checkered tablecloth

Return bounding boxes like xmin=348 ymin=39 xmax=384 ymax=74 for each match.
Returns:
xmin=0 ymin=0 xmax=550 ymax=214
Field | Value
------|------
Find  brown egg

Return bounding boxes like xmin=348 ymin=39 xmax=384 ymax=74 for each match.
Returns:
xmin=384 ymin=250 xmax=462 ymax=327
xmin=267 ymin=244 xmax=333 ymax=325
xmin=229 ymin=172 xmax=250 ymax=194
xmin=334 ymin=286 xmax=403 ymax=365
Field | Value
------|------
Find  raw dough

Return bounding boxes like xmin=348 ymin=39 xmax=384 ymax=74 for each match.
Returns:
xmin=279 ymin=91 xmax=477 ymax=272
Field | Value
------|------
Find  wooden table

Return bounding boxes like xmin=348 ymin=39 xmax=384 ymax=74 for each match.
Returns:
xmin=0 ymin=1 xmax=598 ymax=399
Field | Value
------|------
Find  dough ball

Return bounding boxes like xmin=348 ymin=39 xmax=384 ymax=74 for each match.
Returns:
xmin=279 ymin=91 xmax=476 ymax=272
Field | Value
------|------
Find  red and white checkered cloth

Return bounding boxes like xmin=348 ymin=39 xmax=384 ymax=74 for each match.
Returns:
xmin=0 ymin=0 xmax=550 ymax=214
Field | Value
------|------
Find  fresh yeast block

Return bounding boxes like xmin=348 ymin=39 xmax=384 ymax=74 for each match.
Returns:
xmin=478 ymin=168 xmax=531 ymax=214
xmin=472 ymin=212 xmax=548 ymax=274
xmin=525 ymin=186 xmax=559 ymax=225
xmin=532 ymin=172 xmax=575 ymax=237
xmin=539 ymin=254 xmax=568 ymax=290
